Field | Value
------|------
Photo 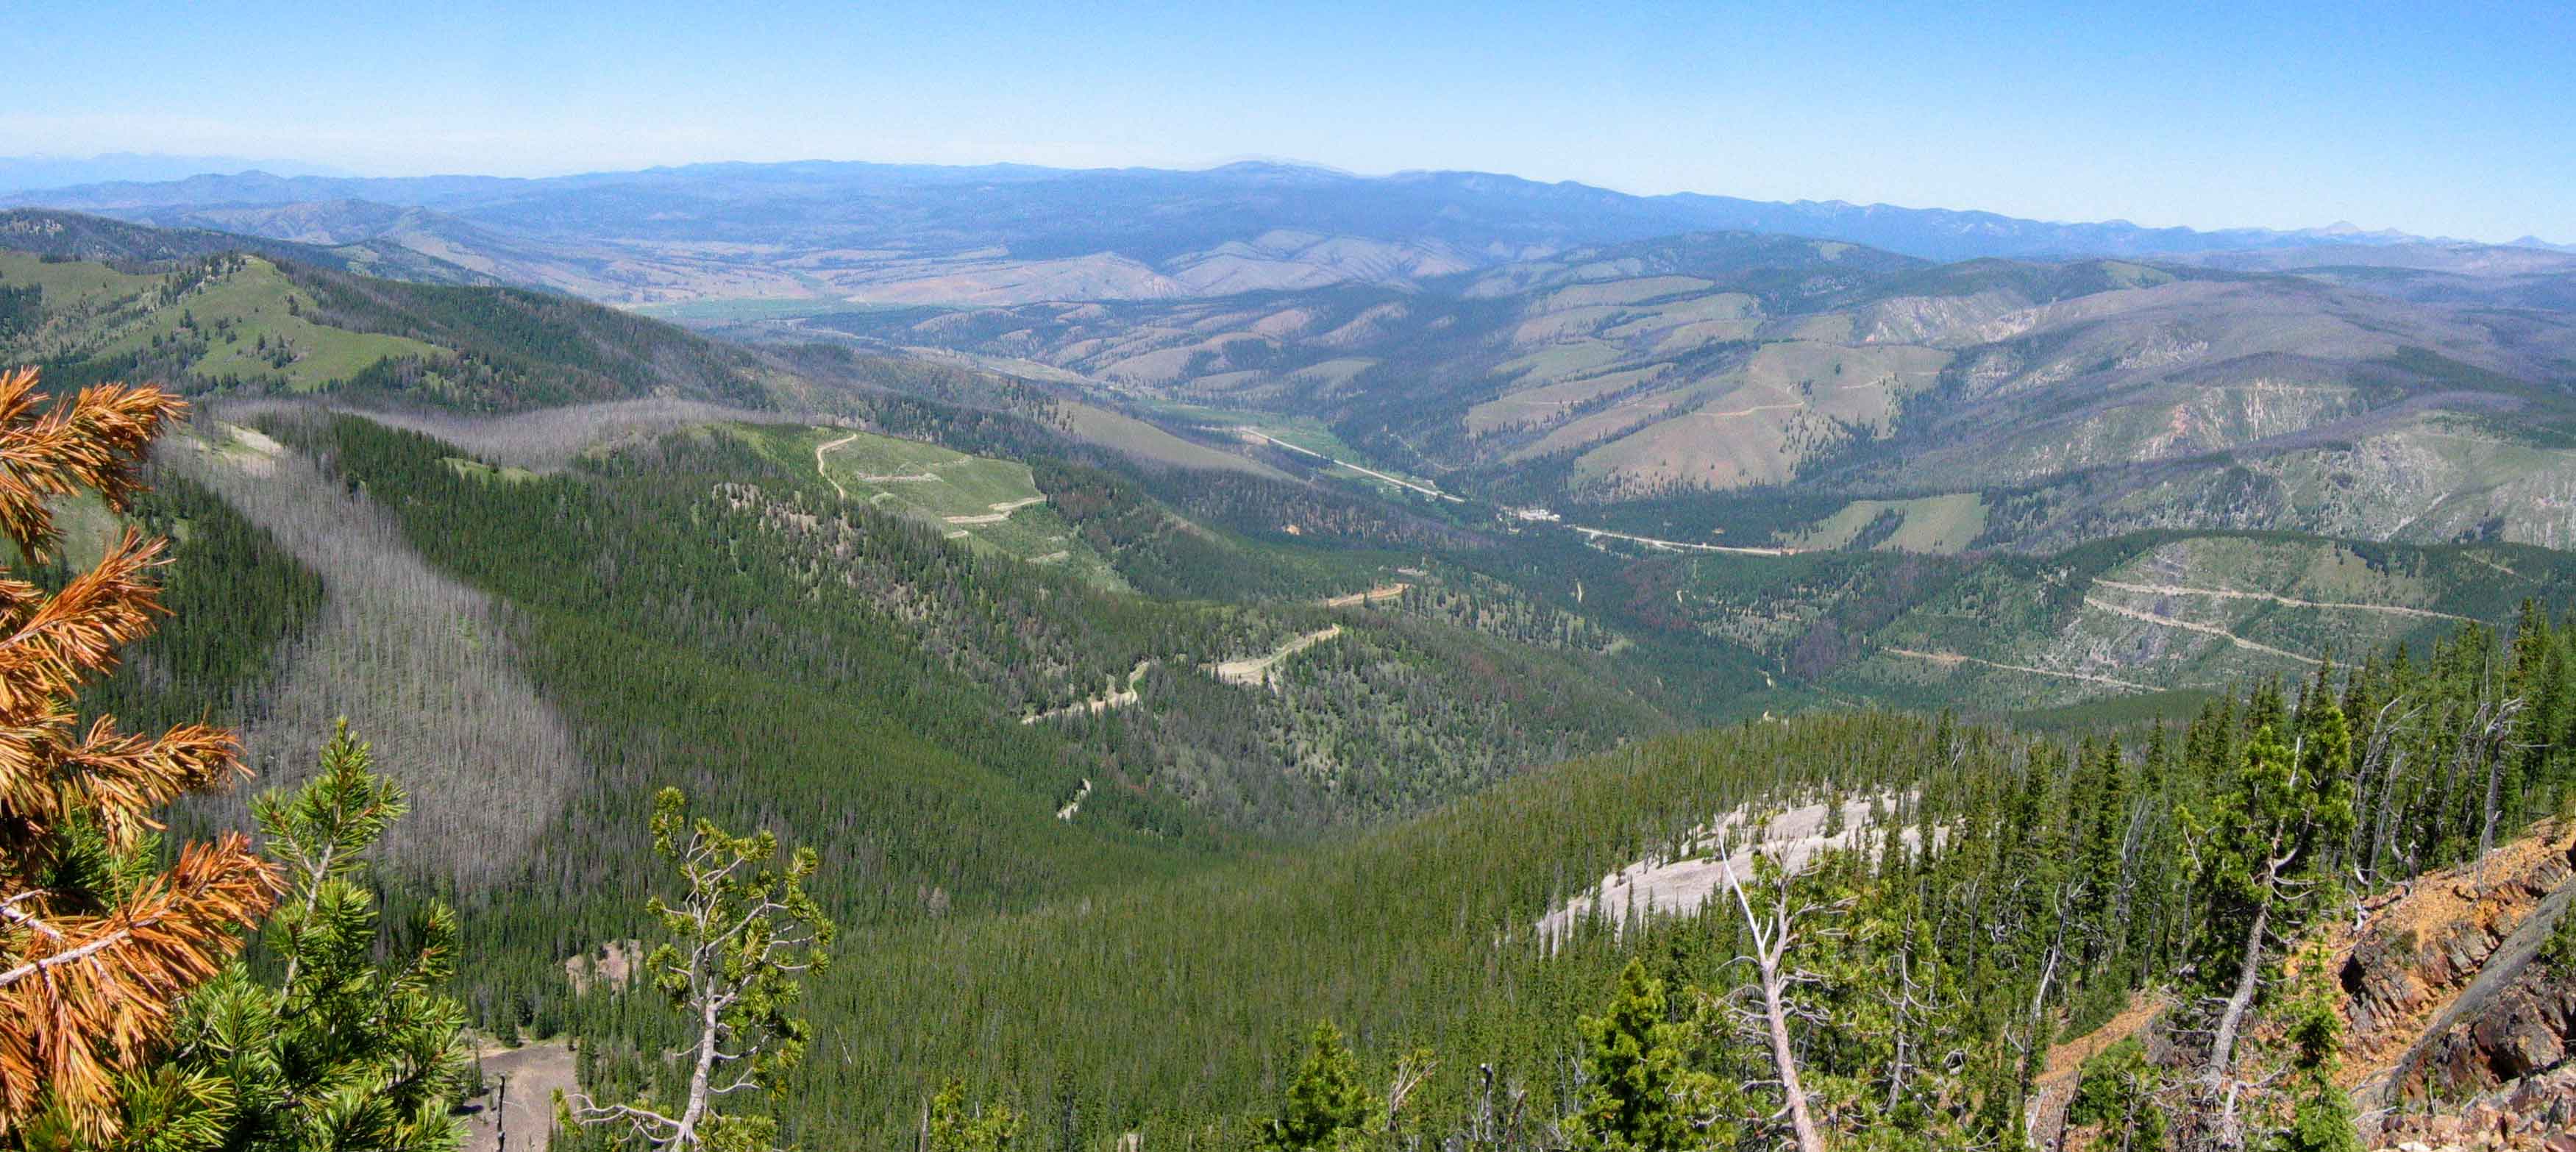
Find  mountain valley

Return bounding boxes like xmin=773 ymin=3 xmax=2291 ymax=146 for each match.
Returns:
xmin=9 ymin=163 xmax=2576 ymax=1151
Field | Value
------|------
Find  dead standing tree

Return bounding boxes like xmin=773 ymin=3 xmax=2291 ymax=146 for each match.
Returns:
xmin=2469 ymin=695 xmax=2529 ymax=878
xmin=561 ymin=788 xmax=834 ymax=1151
xmin=2352 ymin=694 xmax=2421 ymax=896
xmin=1463 ymin=1063 xmax=1532 ymax=1151
xmin=1384 ymin=1050 xmax=1437 ymax=1139
xmin=1717 ymin=846 xmax=1843 ymax=1152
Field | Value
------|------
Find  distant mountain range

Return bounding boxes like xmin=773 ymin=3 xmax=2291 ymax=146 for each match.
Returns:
xmin=0 ymin=152 xmax=351 ymax=191
xmin=7 ymin=159 xmax=2569 ymax=307
xmin=13 ymin=159 xmax=2576 ymax=561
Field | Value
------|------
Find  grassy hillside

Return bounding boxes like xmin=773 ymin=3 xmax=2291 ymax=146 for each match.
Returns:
xmin=2 ymin=251 xmax=443 ymax=388
xmin=1787 ymin=493 xmax=1986 ymax=553
xmin=0 ymin=229 xmax=1170 ymax=436
xmin=0 ymin=206 xmax=495 ymax=283
xmin=732 ymin=422 xmax=1129 ymax=589
xmin=0 ymin=243 xmax=779 ymax=410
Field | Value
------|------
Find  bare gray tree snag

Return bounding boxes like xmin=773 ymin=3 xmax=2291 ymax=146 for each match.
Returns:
xmin=2203 ymin=891 xmax=2272 ymax=1148
xmin=2200 ymin=756 xmax=2315 ymax=1147
xmin=2355 ymin=695 xmax=2419 ymax=894
xmin=1384 ymin=1052 xmax=1437 ymax=1135
xmin=1718 ymin=847 xmax=1829 ymax=1152
xmin=2472 ymin=696 xmax=2529 ymax=879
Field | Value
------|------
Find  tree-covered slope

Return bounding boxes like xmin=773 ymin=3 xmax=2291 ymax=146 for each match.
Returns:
xmin=0 ymin=206 xmax=497 ymax=284
xmin=0 ymin=244 xmax=783 ymax=410
xmin=539 ymin=612 xmax=2576 ymax=1149
xmin=51 ymin=402 xmax=1754 ymax=1130
xmin=23 ymin=354 xmax=2576 ymax=1149
xmin=1598 ymin=528 xmax=2576 ymax=714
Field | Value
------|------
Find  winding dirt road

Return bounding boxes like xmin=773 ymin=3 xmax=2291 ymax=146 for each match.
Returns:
xmin=1695 ymin=401 xmax=1805 ymax=420
xmin=1884 ymin=647 xmax=2158 ymax=692
xmin=1235 ymin=428 xmax=1465 ymax=502
xmin=1023 ymin=661 xmax=1153 ymax=725
xmin=1212 ymin=626 xmax=1342 ymax=687
xmin=2090 ymin=578 xmax=2469 ymax=622
xmin=2080 ymin=596 xmax=2319 ymax=665
xmin=944 ymin=496 xmax=1049 ymax=525
xmin=1056 ymin=778 xmax=1093 ymax=821
xmin=1566 ymin=524 xmax=1796 ymax=556
xmin=1323 ymin=583 xmax=1410 ymax=608
xmin=814 ymin=433 xmax=861 ymax=498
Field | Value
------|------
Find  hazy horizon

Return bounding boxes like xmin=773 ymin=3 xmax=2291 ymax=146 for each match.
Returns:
xmin=13 ymin=1 xmax=2573 ymax=243
xmin=10 ymin=149 xmax=2570 ymax=252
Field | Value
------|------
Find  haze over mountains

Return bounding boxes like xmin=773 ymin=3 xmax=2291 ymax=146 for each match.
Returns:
xmin=0 ymin=152 xmax=350 ymax=191
xmin=13 ymin=152 xmax=2576 ymax=562
xmin=756 ymin=230 xmax=2576 ymax=558
xmin=8 ymin=157 xmax=2570 ymax=308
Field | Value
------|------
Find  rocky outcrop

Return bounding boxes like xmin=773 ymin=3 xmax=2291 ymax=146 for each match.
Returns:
xmin=2028 ymin=826 xmax=2576 ymax=1150
xmin=2321 ymin=825 xmax=2576 ymax=1152
xmin=2339 ymin=833 xmax=2576 ymax=1105
xmin=2418 ymin=962 xmax=2576 ymax=1089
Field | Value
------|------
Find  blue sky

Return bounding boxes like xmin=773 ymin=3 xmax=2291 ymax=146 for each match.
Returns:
xmin=8 ymin=1 xmax=2570 ymax=241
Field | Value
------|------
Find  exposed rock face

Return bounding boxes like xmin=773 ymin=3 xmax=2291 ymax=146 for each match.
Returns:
xmin=2321 ymin=827 xmax=2576 ymax=1152
xmin=2338 ymin=836 xmax=2576 ymax=1100
xmin=2343 ymin=882 xmax=2524 ymax=1037
xmin=2424 ymin=969 xmax=2576 ymax=1087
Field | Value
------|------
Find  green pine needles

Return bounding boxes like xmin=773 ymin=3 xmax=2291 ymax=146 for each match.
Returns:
xmin=1568 ymin=959 xmax=1725 ymax=1152
xmin=1262 ymin=1023 xmax=1380 ymax=1151
xmin=559 ymin=789 xmax=834 ymax=1152
xmin=2066 ymin=1039 xmax=2167 ymax=1152
xmin=924 ymin=1080 xmax=1022 ymax=1152
xmin=2277 ymin=947 xmax=2361 ymax=1152
xmin=126 ymin=720 xmax=474 ymax=1152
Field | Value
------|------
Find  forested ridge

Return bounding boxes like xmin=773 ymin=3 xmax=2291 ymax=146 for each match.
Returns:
xmin=81 ymin=397 xmax=2576 ymax=1146
xmin=42 ymin=403 xmax=1699 ymax=1083
xmin=289 ymin=413 xmax=1678 ymax=829
xmin=541 ymin=606 xmax=2569 ymax=1148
